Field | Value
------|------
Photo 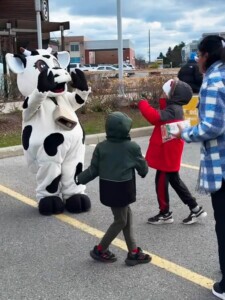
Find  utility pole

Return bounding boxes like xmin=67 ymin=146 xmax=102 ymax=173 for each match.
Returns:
xmin=148 ymin=29 xmax=151 ymax=63
xmin=117 ymin=0 xmax=125 ymax=97
xmin=117 ymin=0 xmax=123 ymax=80
xmin=35 ymin=0 xmax=43 ymax=48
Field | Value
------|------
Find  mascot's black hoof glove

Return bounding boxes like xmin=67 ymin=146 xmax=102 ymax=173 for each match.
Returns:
xmin=65 ymin=194 xmax=91 ymax=213
xmin=70 ymin=69 xmax=88 ymax=91
xmin=37 ymin=69 xmax=57 ymax=93
xmin=39 ymin=196 xmax=64 ymax=216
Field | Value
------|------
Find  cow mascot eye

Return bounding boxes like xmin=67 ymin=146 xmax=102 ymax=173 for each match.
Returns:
xmin=6 ymin=47 xmax=92 ymax=216
xmin=35 ymin=60 xmax=49 ymax=72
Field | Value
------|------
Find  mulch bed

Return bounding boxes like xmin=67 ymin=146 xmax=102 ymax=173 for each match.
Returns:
xmin=0 ymin=112 xmax=22 ymax=135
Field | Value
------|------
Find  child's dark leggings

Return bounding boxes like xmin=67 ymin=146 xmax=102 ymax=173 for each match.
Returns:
xmin=99 ymin=205 xmax=137 ymax=252
xmin=155 ymin=170 xmax=197 ymax=214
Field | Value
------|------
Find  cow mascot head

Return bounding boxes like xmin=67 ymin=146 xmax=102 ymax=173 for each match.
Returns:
xmin=6 ymin=47 xmax=91 ymax=216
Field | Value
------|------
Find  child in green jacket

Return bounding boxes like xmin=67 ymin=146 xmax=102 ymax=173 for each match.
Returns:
xmin=77 ymin=111 xmax=151 ymax=266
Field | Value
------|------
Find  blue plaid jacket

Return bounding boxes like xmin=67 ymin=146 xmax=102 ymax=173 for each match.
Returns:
xmin=182 ymin=61 xmax=225 ymax=193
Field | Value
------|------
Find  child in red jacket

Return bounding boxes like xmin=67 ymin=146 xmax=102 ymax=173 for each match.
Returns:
xmin=138 ymin=78 xmax=207 ymax=225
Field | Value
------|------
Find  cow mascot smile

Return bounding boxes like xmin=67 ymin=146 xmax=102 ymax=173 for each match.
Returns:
xmin=6 ymin=47 xmax=91 ymax=216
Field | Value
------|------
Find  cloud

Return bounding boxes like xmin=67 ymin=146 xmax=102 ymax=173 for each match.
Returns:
xmin=49 ymin=0 xmax=225 ymax=60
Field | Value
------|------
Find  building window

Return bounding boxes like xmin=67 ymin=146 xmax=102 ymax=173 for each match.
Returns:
xmin=70 ymin=44 xmax=79 ymax=52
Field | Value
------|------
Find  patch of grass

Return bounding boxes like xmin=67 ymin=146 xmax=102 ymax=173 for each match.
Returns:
xmin=128 ymin=109 xmax=149 ymax=128
xmin=0 ymin=108 xmax=150 ymax=148
xmin=81 ymin=114 xmax=106 ymax=134
xmin=80 ymin=109 xmax=149 ymax=134
xmin=0 ymin=132 xmax=21 ymax=148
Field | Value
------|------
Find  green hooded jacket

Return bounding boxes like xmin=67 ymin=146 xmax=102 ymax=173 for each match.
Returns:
xmin=77 ymin=111 xmax=148 ymax=207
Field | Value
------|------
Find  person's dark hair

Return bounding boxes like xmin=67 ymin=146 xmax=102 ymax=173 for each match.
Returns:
xmin=198 ymin=35 xmax=225 ymax=70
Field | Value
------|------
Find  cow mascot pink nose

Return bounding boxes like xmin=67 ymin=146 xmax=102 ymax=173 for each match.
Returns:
xmin=6 ymin=47 xmax=92 ymax=215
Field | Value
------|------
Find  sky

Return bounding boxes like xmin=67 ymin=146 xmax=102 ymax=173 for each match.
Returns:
xmin=48 ymin=0 xmax=225 ymax=61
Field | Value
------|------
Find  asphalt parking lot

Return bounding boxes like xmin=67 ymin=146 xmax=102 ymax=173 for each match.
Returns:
xmin=0 ymin=137 xmax=221 ymax=300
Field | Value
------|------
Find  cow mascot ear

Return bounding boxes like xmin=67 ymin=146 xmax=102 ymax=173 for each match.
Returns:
xmin=56 ymin=51 xmax=70 ymax=69
xmin=6 ymin=53 xmax=25 ymax=74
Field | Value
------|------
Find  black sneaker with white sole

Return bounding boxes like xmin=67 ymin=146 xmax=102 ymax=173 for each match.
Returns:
xmin=182 ymin=206 xmax=207 ymax=225
xmin=212 ymin=282 xmax=225 ymax=300
xmin=147 ymin=211 xmax=174 ymax=225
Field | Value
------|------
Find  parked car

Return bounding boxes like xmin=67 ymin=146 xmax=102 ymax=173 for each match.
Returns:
xmin=127 ymin=64 xmax=136 ymax=70
xmin=0 ymin=62 xmax=3 ymax=90
xmin=83 ymin=64 xmax=98 ymax=69
xmin=113 ymin=64 xmax=135 ymax=75
xmin=69 ymin=63 xmax=95 ymax=73
xmin=94 ymin=65 xmax=128 ymax=78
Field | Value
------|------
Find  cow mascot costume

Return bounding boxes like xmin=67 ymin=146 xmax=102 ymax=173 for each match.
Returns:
xmin=6 ymin=47 xmax=91 ymax=216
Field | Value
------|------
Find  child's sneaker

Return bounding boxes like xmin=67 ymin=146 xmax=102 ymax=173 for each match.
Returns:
xmin=212 ymin=282 xmax=225 ymax=300
xmin=90 ymin=246 xmax=117 ymax=263
xmin=125 ymin=247 xmax=152 ymax=266
xmin=147 ymin=211 xmax=174 ymax=225
xmin=182 ymin=206 xmax=207 ymax=225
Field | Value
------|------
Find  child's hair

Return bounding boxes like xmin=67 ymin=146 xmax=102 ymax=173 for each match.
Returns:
xmin=198 ymin=35 xmax=225 ymax=70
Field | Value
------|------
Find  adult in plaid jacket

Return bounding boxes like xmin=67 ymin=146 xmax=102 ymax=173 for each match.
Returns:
xmin=178 ymin=35 xmax=225 ymax=300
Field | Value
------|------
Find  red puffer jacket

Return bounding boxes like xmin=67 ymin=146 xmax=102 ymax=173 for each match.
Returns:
xmin=138 ymin=99 xmax=184 ymax=172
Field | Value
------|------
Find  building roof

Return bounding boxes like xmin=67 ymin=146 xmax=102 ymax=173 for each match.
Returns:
xmin=0 ymin=19 xmax=69 ymax=35
xmin=84 ymin=39 xmax=134 ymax=50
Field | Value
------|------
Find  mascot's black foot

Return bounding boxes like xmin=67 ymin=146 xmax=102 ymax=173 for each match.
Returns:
xmin=39 ymin=196 xmax=64 ymax=216
xmin=65 ymin=194 xmax=91 ymax=213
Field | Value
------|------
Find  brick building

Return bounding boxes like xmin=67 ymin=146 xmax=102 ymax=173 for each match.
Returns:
xmin=84 ymin=39 xmax=135 ymax=66
xmin=62 ymin=36 xmax=135 ymax=66
xmin=0 ymin=0 xmax=69 ymax=56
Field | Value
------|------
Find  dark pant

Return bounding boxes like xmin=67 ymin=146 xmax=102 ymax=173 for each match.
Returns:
xmin=100 ymin=206 xmax=137 ymax=252
xmin=155 ymin=170 xmax=197 ymax=214
xmin=211 ymin=180 xmax=225 ymax=290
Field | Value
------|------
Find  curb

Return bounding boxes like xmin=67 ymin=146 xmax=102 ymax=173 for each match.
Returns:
xmin=0 ymin=126 xmax=153 ymax=159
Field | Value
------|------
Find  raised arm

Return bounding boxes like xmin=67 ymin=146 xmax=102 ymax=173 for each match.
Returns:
xmin=67 ymin=69 xmax=91 ymax=111
xmin=23 ymin=69 xmax=55 ymax=122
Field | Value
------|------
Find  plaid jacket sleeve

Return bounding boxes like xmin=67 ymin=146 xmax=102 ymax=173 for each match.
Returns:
xmin=182 ymin=70 xmax=225 ymax=142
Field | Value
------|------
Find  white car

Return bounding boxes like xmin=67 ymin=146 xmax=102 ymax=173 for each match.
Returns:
xmin=127 ymin=64 xmax=136 ymax=70
xmin=94 ymin=65 xmax=119 ymax=78
xmin=0 ymin=62 xmax=3 ymax=78
xmin=0 ymin=63 xmax=3 ymax=90
xmin=69 ymin=63 xmax=95 ymax=73
xmin=113 ymin=64 xmax=135 ymax=75
xmin=94 ymin=65 xmax=129 ymax=78
xmin=82 ymin=64 xmax=98 ymax=70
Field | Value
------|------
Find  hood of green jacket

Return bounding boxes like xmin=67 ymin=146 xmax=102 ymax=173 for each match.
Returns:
xmin=105 ymin=111 xmax=132 ymax=141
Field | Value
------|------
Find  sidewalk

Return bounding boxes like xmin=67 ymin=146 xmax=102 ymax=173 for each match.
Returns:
xmin=0 ymin=126 xmax=153 ymax=159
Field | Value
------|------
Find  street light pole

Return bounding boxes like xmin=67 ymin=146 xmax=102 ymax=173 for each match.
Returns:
xmin=148 ymin=29 xmax=151 ymax=63
xmin=117 ymin=0 xmax=123 ymax=80
xmin=35 ymin=0 xmax=43 ymax=48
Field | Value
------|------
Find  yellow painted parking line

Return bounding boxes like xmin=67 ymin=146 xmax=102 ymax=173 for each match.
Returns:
xmin=0 ymin=183 xmax=214 ymax=290
xmin=56 ymin=214 xmax=213 ymax=289
xmin=0 ymin=184 xmax=37 ymax=207
xmin=181 ymin=163 xmax=199 ymax=170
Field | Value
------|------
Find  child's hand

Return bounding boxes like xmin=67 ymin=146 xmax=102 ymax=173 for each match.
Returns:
xmin=129 ymin=99 xmax=139 ymax=108
xmin=141 ymin=92 xmax=152 ymax=99
xmin=172 ymin=123 xmax=183 ymax=139
xmin=75 ymin=176 xmax=80 ymax=185
xmin=74 ymin=162 xmax=83 ymax=185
